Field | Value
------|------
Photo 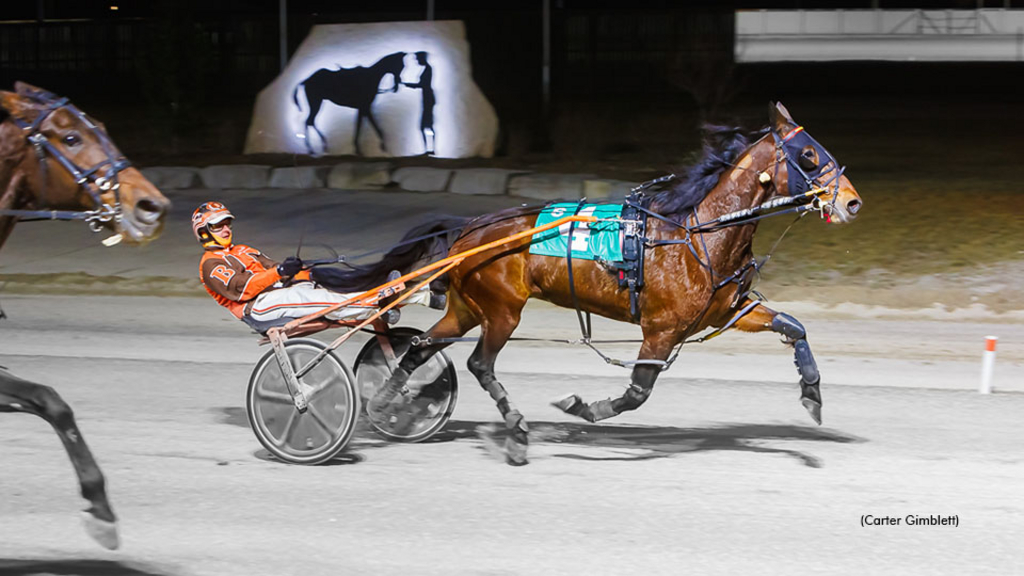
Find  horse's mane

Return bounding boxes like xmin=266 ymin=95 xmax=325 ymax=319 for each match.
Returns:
xmin=648 ymin=124 xmax=765 ymax=218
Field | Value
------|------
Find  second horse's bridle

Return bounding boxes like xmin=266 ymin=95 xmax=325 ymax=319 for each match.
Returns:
xmin=1 ymin=92 xmax=131 ymax=232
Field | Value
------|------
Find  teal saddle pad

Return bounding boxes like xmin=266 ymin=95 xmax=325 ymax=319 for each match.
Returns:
xmin=529 ymin=203 xmax=624 ymax=262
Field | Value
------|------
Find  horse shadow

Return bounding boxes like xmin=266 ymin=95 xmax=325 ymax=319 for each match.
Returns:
xmin=292 ymin=51 xmax=406 ymax=156
xmin=447 ymin=419 xmax=864 ymax=468
xmin=216 ymin=408 xmax=863 ymax=468
xmin=0 ymin=559 xmax=175 ymax=576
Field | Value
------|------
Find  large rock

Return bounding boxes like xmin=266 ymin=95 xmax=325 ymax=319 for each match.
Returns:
xmin=139 ymin=167 xmax=199 ymax=189
xmin=199 ymin=165 xmax=271 ymax=189
xmin=449 ymin=168 xmax=527 ymax=195
xmin=244 ymin=20 xmax=498 ymax=159
xmin=326 ymin=162 xmax=392 ymax=190
xmin=508 ymin=173 xmax=594 ymax=201
xmin=583 ymin=178 xmax=638 ymax=200
xmin=268 ymin=166 xmax=329 ymax=188
xmin=392 ymin=167 xmax=452 ymax=192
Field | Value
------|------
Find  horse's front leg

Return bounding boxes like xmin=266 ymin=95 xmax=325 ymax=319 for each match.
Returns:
xmin=353 ymin=111 xmax=365 ymax=156
xmin=732 ymin=300 xmax=822 ymax=424
xmin=554 ymin=332 xmax=677 ymax=423
xmin=365 ymin=109 xmax=388 ymax=153
xmin=0 ymin=373 xmax=119 ymax=549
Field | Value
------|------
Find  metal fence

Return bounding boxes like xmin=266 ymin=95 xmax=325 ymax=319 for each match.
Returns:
xmin=0 ymin=9 xmax=733 ymax=102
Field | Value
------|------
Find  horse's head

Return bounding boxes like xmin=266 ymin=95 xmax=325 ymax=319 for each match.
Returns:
xmin=0 ymin=82 xmax=171 ymax=244
xmin=766 ymin=102 xmax=862 ymax=224
xmin=378 ymin=52 xmax=406 ymax=92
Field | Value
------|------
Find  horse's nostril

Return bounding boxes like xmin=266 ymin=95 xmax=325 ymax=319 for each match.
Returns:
xmin=134 ymin=198 xmax=167 ymax=225
xmin=847 ymin=199 xmax=862 ymax=215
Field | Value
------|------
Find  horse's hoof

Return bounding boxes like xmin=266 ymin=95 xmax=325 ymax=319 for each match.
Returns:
xmin=800 ymin=381 xmax=822 ymax=425
xmin=801 ymin=397 xmax=822 ymax=425
xmin=503 ymin=435 xmax=529 ymax=467
xmin=81 ymin=511 xmax=119 ymax=550
xmin=552 ymin=394 xmax=584 ymax=416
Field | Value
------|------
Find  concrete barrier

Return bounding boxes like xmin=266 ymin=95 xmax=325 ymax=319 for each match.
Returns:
xmin=448 ymin=168 xmax=527 ymax=196
xmin=268 ymin=166 xmax=329 ymax=189
xmin=138 ymin=164 xmax=610 ymax=201
xmin=326 ymin=162 xmax=392 ymax=190
xmin=508 ymin=173 xmax=594 ymax=201
xmin=199 ymin=165 xmax=271 ymax=189
xmin=140 ymin=167 xmax=199 ymax=189
xmin=391 ymin=167 xmax=453 ymax=192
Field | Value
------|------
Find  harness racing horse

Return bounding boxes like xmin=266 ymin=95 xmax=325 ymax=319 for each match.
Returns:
xmin=293 ymin=51 xmax=406 ymax=156
xmin=326 ymin=103 xmax=862 ymax=466
xmin=0 ymin=82 xmax=171 ymax=547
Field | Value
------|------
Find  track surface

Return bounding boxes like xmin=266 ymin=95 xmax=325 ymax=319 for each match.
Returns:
xmin=2 ymin=189 xmax=1022 ymax=575
xmin=1 ymin=296 xmax=1022 ymax=576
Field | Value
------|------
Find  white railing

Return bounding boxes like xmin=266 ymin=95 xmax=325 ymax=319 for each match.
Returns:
xmin=736 ymin=9 xmax=1024 ymax=62
xmin=737 ymin=9 xmax=1024 ymax=36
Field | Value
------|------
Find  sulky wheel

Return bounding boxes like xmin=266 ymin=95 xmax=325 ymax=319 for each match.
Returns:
xmin=354 ymin=327 xmax=458 ymax=442
xmin=246 ymin=338 xmax=360 ymax=465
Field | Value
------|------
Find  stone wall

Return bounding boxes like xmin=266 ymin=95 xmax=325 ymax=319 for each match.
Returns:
xmin=141 ymin=163 xmax=639 ymax=201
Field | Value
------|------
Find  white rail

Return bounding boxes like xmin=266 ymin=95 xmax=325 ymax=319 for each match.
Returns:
xmin=736 ymin=9 xmax=1024 ymax=62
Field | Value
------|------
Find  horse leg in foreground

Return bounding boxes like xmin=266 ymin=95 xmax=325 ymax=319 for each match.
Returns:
xmin=732 ymin=301 xmax=822 ymax=424
xmin=367 ymin=290 xmax=536 ymax=465
xmin=0 ymin=371 xmax=119 ymax=549
xmin=553 ymin=332 xmax=679 ymax=423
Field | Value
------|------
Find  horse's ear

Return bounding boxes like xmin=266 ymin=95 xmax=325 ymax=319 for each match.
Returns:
xmin=0 ymin=90 xmax=24 ymax=114
xmin=769 ymin=101 xmax=797 ymax=134
xmin=0 ymin=91 xmax=33 ymax=121
xmin=13 ymin=81 xmax=55 ymax=102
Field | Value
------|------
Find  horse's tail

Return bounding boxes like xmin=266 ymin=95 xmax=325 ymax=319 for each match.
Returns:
xmin=310 ymin=215 xmax=470 ymax=293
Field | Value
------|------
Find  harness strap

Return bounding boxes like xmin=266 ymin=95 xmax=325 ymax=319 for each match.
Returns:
xmin=684 ymin=298 xmax=763 ymax=345
xmin=565 ymin=200 xmax=592 ymax=341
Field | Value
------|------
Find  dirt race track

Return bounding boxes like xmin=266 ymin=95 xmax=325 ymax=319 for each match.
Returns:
xmin=1 ymin=189 xmax=1023 ymax=575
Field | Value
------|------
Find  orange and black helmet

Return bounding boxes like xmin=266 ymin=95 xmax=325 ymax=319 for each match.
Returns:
xmin=192 ymin=201 xmax=234 ymax=249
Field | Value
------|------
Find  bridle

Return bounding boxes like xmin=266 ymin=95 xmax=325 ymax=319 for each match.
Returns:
xmin=0 ymin=92 xmax=131 ymax=232
xmin=770 ymin=124 xmax=846 ymax=223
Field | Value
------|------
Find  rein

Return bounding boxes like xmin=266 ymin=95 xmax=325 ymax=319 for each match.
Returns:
xmin=0 ymin=94 xmax=130 ymax=232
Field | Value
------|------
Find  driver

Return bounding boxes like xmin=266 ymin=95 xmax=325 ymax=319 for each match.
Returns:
xmin=192 ymin=201 xmax=437 ymax=333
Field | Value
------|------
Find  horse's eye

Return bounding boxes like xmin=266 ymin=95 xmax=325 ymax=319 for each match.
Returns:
xmin=798 ymin=147 xmax=818 ymax=170
xmin=62 ymin=133 xmax=82 ymax=147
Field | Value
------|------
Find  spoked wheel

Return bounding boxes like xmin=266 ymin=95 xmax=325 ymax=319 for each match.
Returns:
xmin=354 ymin=327 xmax=458 ymax=442
xmin=246 ymin=338 xmax=360 ymax=465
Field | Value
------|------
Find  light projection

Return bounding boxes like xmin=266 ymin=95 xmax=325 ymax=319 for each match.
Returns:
xmin=244 ymin=20 xmax=498 ymax=159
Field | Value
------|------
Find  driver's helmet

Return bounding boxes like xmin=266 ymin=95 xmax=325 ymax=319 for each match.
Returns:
xmin=192 ymin=201 xmax=234 ymax=250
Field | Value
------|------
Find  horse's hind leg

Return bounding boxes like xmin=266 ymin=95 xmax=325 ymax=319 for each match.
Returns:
xmin=732 ymin=300 xmax=822 ymax=424
xmin=367 ymin=291 xmax=479 ymax=417
xmin=0 ymin=373 xmax=119 ymax=549
xmin=466 ymin=304 xmax=530 ymax=466
xmin=554 ymin=331 xmax=678 ymax=422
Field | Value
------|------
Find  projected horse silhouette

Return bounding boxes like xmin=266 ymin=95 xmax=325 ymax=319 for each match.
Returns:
xmin=293 ymin=51 xmax=405 ymax=156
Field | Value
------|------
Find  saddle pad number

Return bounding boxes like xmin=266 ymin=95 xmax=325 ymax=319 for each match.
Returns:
xmin=530 ymin=203 xmax=624 ymax=262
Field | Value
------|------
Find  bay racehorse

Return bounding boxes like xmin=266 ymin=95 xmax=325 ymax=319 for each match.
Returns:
xmin=0 ymin=82 xmax=171 ymax=547
xmin=293 ymin=51 xmax=406 ymax=156
xmin=322 ymin=102 xmax=862 ymax=465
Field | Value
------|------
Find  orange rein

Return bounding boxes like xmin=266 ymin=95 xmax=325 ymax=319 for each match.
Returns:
xmin=271 ymin=214 xmax=601 ymax=353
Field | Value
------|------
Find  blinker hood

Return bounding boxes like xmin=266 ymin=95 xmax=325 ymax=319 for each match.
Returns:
xmin=775 ymin=126 xmax=841 ymax=197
